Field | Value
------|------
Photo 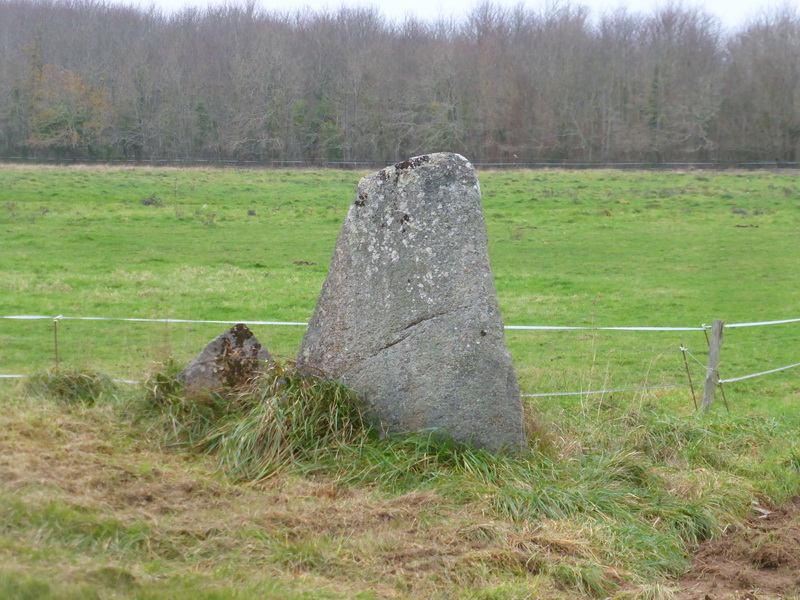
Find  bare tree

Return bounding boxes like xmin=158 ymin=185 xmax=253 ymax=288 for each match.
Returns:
xmin=721 ymin=7 xmax=800 ymax=161
xmin=0 ymin=0 xmax=795 ymax=163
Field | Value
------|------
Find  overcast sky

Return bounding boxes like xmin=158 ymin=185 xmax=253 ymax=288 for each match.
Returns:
xmin=119 ymin=0 xmax=788 ymax=32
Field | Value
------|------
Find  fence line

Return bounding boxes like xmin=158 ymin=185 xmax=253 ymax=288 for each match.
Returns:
xmin=1 ymin=315 xmax=308 ymax=326
xmin=6 ymin=313 xmax=800 ymax=331
xmin=719 ymin=362 xmax=800 ymax=384
xmin=722 ymin=317 xmax=800 ymax=329
xmin=506 ymin=324 xmax=704 ymax=332
xmin=0 ymin=314 xmax=716 ymax=331
xmin=2 ymin=312 xmax=799 ymax=400
xmin=521 ymin=382 xmax=692 ymax=398
xmin=2 ymin=156 xmax=799 ymax=171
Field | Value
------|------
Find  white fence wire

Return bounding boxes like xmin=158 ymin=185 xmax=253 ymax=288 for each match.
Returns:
xmin=2 ymin=313 xmax=799 ymax=397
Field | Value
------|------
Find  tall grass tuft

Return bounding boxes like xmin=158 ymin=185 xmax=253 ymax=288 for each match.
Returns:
xmin=140 ymin=360 xmax=369 ymax=480
xmin=23 ymin=369 xmax=118 ymax=406
xmin=137 ymin=359 xmax=228 ymax=444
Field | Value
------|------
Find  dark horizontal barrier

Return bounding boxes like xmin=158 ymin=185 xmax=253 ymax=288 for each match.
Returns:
xmin=1 ymin=156 xmax=798 ymax=171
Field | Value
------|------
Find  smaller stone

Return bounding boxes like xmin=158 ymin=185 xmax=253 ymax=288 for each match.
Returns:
xmin=179 ymin=323 xmax=272 ymax=395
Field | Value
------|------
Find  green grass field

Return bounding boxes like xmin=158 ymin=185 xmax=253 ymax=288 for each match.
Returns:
xmin=2 ymin=164 xmax=799 ymax=409
xmin=2 ymin=164 xmax=800 ymax=600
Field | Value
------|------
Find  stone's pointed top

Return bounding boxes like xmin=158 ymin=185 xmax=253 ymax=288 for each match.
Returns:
xmin=388 ymin=152 xmax=471 ymax=174
xmin=298 ymin=153 xmax=526 ymax=453
xmin=394 ymin=154 xmax=435 ymax=170
xmin=365 ymin=153 xmax=475 ymax=188
xmin=179 ymin=323 xmax=273 ymax=395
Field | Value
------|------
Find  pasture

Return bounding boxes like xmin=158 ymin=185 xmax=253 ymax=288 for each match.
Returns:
xmin=2 ymin=164 xmax=800 ymax=600
xmin=2 ymin=164 xmax=799 ymax=410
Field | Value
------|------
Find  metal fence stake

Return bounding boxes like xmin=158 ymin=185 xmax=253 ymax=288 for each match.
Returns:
xmin=681 ymin=345 xmax=697 ymax=410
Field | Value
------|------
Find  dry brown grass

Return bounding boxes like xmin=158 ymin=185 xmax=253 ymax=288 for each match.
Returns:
xmin=0 ymin=393 xmax=571 ymax=599
xmin=4 ymin=369 xmax=798 ymax=600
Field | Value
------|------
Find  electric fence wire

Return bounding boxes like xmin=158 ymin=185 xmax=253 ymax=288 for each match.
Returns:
xmin=3 ymin=314 xmax=800 ymax=394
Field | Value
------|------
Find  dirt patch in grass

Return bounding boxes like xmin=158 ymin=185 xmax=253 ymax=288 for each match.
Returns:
xmin=676 ymin=498 xmax=800 ymax=600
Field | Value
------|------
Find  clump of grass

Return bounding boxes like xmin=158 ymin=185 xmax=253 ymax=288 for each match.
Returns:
xmin=23 ymin=368 xmax=118 ymax=406
xmin=143 ymin=358 xmax=185 ymax=406
xmin=139 ymin=360 xmax=369 ymax=481
xmin=612 ymin=582 xmax=677 ymax=600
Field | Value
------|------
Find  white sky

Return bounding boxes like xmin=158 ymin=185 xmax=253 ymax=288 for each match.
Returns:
xmin=124 ymin=0 xmax=790 ymax=32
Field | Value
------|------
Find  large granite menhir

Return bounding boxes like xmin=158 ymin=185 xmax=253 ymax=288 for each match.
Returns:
xmin=298 ymin=153 xmax=526 ymax=452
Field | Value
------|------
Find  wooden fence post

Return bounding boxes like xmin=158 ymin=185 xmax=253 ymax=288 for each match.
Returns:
xmin=701 ymin=319 xmax=724 ymax=411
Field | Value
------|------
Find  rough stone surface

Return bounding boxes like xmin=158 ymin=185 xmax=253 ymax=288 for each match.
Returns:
xmin=179 ymin=323 xmax=272 ymax=395
xmin=297 ymin=152 xmax=526 ymax=452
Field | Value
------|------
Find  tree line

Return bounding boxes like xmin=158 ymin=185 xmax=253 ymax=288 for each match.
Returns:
xmin=1 ymin=0 xmax=799 ymax=164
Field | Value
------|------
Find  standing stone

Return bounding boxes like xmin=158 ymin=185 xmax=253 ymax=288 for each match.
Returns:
xmin=179 ymin=323 xmax=272 ymax=395
xmin=298 ymin=153 xmax=526 ymax=452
